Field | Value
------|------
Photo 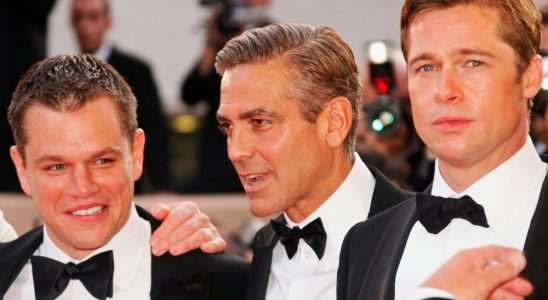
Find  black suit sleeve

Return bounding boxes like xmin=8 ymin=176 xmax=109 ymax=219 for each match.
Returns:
xmin=336 ymin=223 xmax=357 ymax=300
xmin=194 ymin=252 xmax=249 ymax=300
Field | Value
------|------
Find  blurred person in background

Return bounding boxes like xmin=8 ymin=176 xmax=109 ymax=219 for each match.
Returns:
xmin=531 ymin=90 xmax=548 ymax=154
xmin=71 ymin=0 xmax=173 ymax=193
xmin=531 ymin=6 xmax=548 ymax=154
xmin=356 ymin=46 xmax=434 ymax=191
xmin=178 ymin=0 xmax=272 ymax=193
xmin=0 ymin=0 xmax=57 ymax=192
xmin=0 ymin=210 xmax=17 ymax=242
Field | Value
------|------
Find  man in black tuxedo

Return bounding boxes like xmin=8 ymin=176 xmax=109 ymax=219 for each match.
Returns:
xmin=337 ymin=0 xmax=548 ymax=299
xmin=0 ymin=54 xmax=247 ymax=299
xmin=71 ymin=0 xmax=172 ymax=193
xmin=214 ymin=23 xmax=412 ymax=300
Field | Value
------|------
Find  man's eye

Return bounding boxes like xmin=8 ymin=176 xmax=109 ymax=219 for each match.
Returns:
xmin=48 ymin=164 xmax=67 ymax=171
xmin=217 ymin=123 xmax=231 ymax=135
xmin=253 ymin=119 xmax=271 ymax=127
xmin=419 ymin=65 xmax=435 ymax=73
xmin=467 ymin=60 xmax=483 ymax=68
xmin=96 ymin=158 xmax=113 ymax=165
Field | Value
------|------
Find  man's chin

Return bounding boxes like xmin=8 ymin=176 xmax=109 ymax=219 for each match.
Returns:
xmin=248 ymin=198 xmax=279 ymax=218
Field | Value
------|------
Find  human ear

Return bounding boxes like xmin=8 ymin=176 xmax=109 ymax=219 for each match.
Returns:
xmin=324 ymin=96 xmax=353 ymax=149
xmin=10 ymin=146 xmax=32 ymax=196
xmin=522 ymin=54 xmax=543 ymax=99
xmin=132 ymin=129 xmax=145 ymax=181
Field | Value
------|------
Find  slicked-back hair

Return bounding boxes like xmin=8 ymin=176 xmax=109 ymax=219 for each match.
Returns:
xmin=8 ymin=54 xmax=137 ymax=159
xmin=215 ymin=23 xmax=363 ymax=159
xmin=401 ymin=0 xmax=541 ymax=78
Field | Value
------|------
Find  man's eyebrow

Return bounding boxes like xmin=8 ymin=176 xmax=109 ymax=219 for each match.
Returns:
xmin=455 ymin=48 xmax=495 ymax=58
xmin=216 ymin=113 xmax=230 ymax=123
xmin=217 ymin=108 xmax=285 ymax=123
xmin=239 ymin=108 xmax=284 ymax=121
xmin=408 ymin=53 xmax=434 ymax=67
xmin=33 ymin=147 xmax=123 ymax=165
xmin=409 ymin=48 xmax=496 ymax=66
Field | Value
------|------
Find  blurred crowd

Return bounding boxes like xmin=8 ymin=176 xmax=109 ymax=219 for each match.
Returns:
xmin=3 ymin=0 xmax=548 ymax=259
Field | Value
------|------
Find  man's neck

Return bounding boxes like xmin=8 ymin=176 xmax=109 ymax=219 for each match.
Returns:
xmin=285 ymin=156 xmax=353 ymax=223
xmin=439 ymin=135 xmax=527 ymax=193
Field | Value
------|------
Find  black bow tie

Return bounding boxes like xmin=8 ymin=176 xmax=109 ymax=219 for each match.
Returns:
xmin=416 ymin=193 xmax=489 ymax=234
xmin=31 ymin=250 xmax=114 ymax=300
xmin=270 ymin=217 xmax=327 ymax=260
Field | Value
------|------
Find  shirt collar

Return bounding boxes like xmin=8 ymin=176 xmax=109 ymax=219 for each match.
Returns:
xmin=431 ymin=137 xmax=547 ymax=237
xmin=93 ymin=41 xmax=113 ymax=62
xmin=40 ymin=203 xmax=151 ymax=290
xmin=284 ymin=153 xmax=375 ymax=263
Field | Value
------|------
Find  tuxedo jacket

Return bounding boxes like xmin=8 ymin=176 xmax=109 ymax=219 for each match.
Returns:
xmin=246 ymin=165 xmax=414 ymax=300
xmin=337 ymin=163 xmax=548 ymax=300
xmin=0 ymin=206 xmax=249 ymax=300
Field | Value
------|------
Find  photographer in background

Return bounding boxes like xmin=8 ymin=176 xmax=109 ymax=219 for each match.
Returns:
xmin=178 ymin=0 xmax=272 ymax=193
xmin=356 ymin=43 xmax=433 ymax=191
xmin=71 ymin=0 xmax=173 ymax=193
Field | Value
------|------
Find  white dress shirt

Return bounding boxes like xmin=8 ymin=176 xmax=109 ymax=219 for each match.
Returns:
xmin=5 ymin=204 xmax=152 ymax=300
xmin=265 ymin=154 xmax=376 ymax=300
xmin=93 ymin=41 xmax=114 ymax=62
xmin=396 ymin=138 xmax=547 ymax=299
xmin=0 ymin=210 xmax=17 ymax=242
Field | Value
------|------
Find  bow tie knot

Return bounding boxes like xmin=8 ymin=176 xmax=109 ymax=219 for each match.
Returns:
xmin=416 ymin=193 xmax=489 ymax=234
xmin=64 ymin=262 xmax=81 ymax=279
xmin=271 ymin=217 xmax=327 ymax=260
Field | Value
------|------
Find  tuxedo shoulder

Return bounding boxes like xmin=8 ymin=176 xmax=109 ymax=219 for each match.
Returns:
xmin=345 ymin=199 xmax=413 ymax=247
xmin=0 ymin=226 xmax=42 ymax=254
xmin=254 ymin=221 xmax=276 ymax=245
xmin=152 ymin=250 xmax=248 ymax=300
xmin=187 ymin=250 xmax=249 ymax=299
xmin=188 ymin=250 xmax=249 ymax=274
xmin=109 ymin=48 xmax=152 ymax=74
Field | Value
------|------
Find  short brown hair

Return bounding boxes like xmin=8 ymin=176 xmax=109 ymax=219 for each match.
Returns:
xmin=400 ymin=0 xmax=541 ymax=77
xmin=215 ymin=23 xmax=363 ymax=159
xmin=8 ymin=54 xmax=137 ymax=158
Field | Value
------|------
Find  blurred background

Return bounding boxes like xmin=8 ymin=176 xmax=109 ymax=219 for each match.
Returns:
xmin=3 ymin=0 xmax=548 ymax=259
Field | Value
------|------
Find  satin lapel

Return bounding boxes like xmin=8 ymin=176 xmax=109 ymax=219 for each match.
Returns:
xmin=522 ymin=169 xmax=548 ymax=300
xmin=358 ymin=199 xmax=418 ymax=300
xmin=246 ymin=214 xmax=282 ymax=300
xmin=0 ymin=226 xmax=43 ymax=296
xmin=367 ymin=165 xmax=414 ymax=217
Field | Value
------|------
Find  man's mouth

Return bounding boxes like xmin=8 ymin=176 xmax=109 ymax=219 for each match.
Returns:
xmin=244 ymin=174 xmax=264 ymax=185
xmin=71 ymin=206 xmax=104 ymax=216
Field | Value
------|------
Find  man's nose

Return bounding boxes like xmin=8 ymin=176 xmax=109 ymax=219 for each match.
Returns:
xmin=434 ymin=68 xmax=463 ymax=103
xmin=69 ymin=165 xmax=100 ymax=199
xmin=227 ymin=126 xmax=254 ymax=163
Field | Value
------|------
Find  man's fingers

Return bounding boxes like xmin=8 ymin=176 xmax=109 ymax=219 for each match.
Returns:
xmin=150 ymin=202 xmax=170 ymax=221
xmin=150 ymin=202 xmax=198 ymax=254
xmin=481 ymin=250 xmax=526 ymax=285
xmin=169 ymin=224 xmax=226 ymax=255
xmin=496 ymin=277 xmax=533 ymax=297
xmin=200 ymin=238 xmax=227 ymax=254
xmin=489 ymin=288 xmax=528 ymax=300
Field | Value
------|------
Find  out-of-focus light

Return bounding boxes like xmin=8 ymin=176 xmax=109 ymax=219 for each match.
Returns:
xmin=368 ymin=42 xmax=388 ymax=64
xmin=542 ymin=76 xmax=548 ymax=90
xmin=172 ymin=114 xmax=199 ymax=133
xmin=371 ymin=119 xmax=384 ymax=132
